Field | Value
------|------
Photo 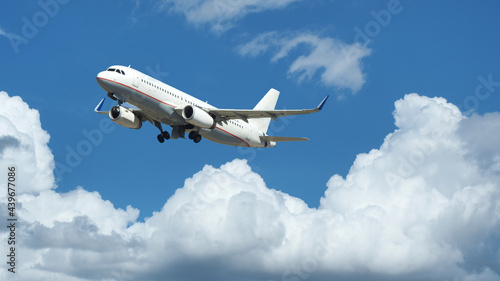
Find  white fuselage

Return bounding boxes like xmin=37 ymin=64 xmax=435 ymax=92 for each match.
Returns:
xmin=96 ymin=65 xmax=269 ymax=147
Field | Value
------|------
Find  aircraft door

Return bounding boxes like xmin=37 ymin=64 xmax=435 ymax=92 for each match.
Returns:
xmin=132 ymin=71 xmax=139 ymax=88
xmin=246 ymin=127 xmax=252 ymax=142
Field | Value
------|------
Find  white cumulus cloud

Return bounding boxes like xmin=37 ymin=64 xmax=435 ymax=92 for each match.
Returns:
xmin=0 ymin=91 xmax=54 ymax=195
xmin=1 ymin=90 xmax=500 ymax=281
xmin=158 ymin=0 xmax=302 ymax=33
xmin=238 ymin=31 xmax=372 ymax=93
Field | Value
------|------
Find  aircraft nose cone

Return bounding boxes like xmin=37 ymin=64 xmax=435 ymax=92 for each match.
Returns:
xmin=96 ymin=71 xmax=113 ymax=91
xmin=97 ymin=71 xmax=106 ymax=80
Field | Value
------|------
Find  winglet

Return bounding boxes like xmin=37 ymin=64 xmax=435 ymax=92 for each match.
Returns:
xmin=94 ymin=98 xmax=108 ymax=114
xmin=317 ymin=95 xmax=329 ymax=111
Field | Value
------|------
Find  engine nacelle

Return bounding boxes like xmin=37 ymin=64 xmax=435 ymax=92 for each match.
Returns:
xmin=182 ymin=105 xmax=216 ymax=129
xmin=264 ymin=141 xmax=276 ymax=148
xmin=109 ymin=106 xmax=142 ymax=129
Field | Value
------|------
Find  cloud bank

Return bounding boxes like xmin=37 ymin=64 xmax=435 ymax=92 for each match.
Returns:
xmin=238 ymin=31 xmax=371 ymax=93
xmin=1 ymin=90 xmax=500 ymax=281
xmin=0 ymin=92 xmax=54 ymax=194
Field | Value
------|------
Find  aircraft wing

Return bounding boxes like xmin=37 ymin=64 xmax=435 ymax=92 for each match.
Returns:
xmin=207 ymin=95 xmax=329 ymax=122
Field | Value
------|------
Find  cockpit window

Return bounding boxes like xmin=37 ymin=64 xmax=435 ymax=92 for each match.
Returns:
xmin=106 ymin=68 xmax=125 ymax=75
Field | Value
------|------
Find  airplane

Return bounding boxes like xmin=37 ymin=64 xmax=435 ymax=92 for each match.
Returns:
xmin=95 ymin=65 xmax=328 ymax=148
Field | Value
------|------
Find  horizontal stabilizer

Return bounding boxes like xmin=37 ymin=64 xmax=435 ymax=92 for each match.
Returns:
xmin=260 ymin=136 xmax=309 ymax=142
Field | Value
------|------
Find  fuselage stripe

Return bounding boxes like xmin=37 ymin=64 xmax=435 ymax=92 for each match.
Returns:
xmin=215 ymin=126 xmax=250 ymax=147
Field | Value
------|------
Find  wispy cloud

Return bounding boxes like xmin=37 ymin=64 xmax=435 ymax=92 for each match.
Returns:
xmin=158 ymin=0 xmax=302 ymax=33
xmin=0 ymin=27 xmax=14 ymax=41
xmin=0 ymin=27 xmax=7 ymax=37
xmin=238 ymin=31 xmax=372 ymax=93
xmin=154 ymin=2 xmax=371 ymax=93
xmin=128 ymin=0 xmax=145 ymax=24
xmin=2 ymin=90 xmax=500 ymax=280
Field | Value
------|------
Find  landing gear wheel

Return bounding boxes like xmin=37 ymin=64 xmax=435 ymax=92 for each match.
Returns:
xmin=188 ymin=131 xmax=197 ymax=140
xmin=157 ymin=134 xmax=165 ymax=143
xmin=162 ymin=131 xmax=170 ymax=140
xmin=154 ymin=121 xmax=169 ymax=143
xmin=193 ymin=135 xmax=202 ymax=143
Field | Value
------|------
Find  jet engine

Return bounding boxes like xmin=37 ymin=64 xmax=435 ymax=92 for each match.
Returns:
xmin=264 ymin=141 xmax=277 ymax=148
xmin=109 ymin=106 xmax=142 ymax=129
xmin=182 ymin=105 xmax=216 ymax=129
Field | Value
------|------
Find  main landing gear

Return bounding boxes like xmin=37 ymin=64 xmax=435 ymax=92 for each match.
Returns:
xmin=154 ymin=121 xmax=170 ymax=143
xmin=157 ymin=131 xmax=170 ymax=143
xmin=154 ymin=122 xmax=202 ymax=144
xmin=188 ymin=131 xmax=202 ymax=144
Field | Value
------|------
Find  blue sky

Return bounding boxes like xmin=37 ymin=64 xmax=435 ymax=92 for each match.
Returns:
xmin=1 ymin=1 xmax=500 ymax=280
xmin=1 ymin=0 xmax=497 ymax=217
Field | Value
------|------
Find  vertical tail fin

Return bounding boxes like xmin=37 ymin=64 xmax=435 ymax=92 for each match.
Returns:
xmin=249 ymin=88 xmax=279 ymax=134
